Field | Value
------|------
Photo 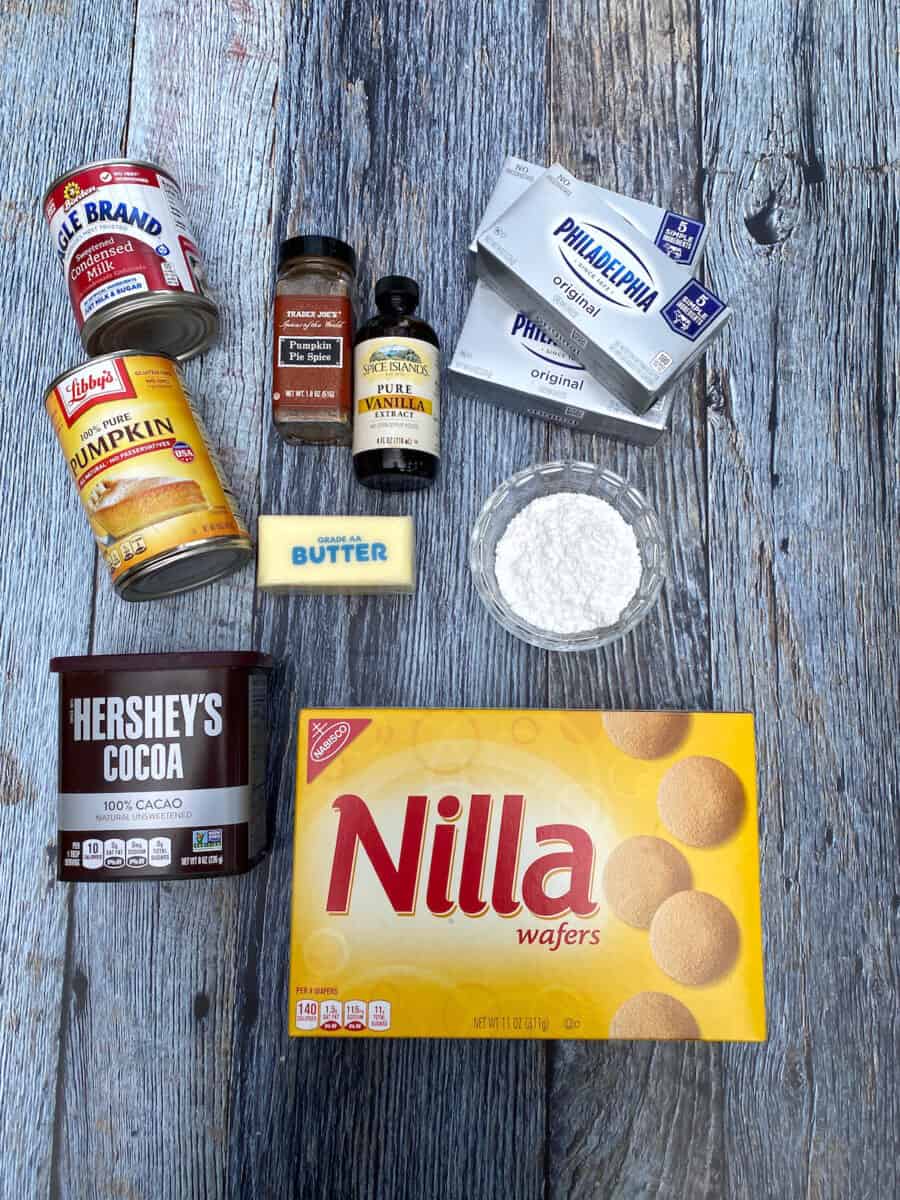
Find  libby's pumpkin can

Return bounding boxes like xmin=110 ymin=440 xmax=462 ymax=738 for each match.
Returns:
xmin=44 ymin=352 xmax=252 ymax=601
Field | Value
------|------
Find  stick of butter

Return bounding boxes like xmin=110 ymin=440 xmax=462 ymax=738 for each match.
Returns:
xmin=257 ymin=515 xmax=416 ymax=595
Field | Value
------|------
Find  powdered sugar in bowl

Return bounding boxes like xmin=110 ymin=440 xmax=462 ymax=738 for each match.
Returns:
xmin=469 ymin=461 xmax=667 ymax=651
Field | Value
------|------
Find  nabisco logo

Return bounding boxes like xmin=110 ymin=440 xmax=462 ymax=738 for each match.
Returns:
xmin=312 ymin=720 xmax=352 ymax=764
xmin=56 ymin=358 xmax=134 ymax=425
xmin=326 ymin=792 xmax=600 ymax=922
xmin=306 ymin=718 xmax=371 ymax=783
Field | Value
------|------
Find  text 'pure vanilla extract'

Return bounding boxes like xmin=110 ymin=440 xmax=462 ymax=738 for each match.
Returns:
xmin=352 ymin=275 xmax=440 ymax=491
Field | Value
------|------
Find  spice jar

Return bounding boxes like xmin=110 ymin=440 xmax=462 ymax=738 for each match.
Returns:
xmin=272 ymin=235 xmax=356 ymax=444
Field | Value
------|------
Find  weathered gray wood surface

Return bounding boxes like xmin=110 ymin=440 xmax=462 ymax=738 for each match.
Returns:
xmin=0 ymin=0 xmax=896 ymax=1197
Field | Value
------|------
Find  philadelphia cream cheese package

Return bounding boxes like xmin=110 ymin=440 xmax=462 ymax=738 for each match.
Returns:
xmin=450 ymin=282 xmax=671 ymax=443
xmin=476 ymin=164 xmax=730 ymax=413
xmin=467 ymin=157 xmax=544 ymax=275
xmin=456 ymin=163 xmax=708 ymax=442
xmin=468 ymin=157 xmax=708 ymax=274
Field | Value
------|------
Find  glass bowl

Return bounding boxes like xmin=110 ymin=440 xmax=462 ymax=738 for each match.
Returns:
xmin=469 ymin=461 xmax=667 ymax=651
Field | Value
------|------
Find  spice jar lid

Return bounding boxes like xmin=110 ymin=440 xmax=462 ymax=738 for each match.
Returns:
xmin=279 ymin=235 xmax=357 ymax=273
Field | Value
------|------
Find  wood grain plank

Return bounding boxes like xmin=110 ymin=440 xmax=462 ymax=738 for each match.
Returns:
xmin=0 ymin=2 xmax=137 ymax=1194
xmin=702 ymin=1 xmax=900 ymax=1196
xmin=53 ymin=1 xmax=283 ymax=1196
xmin=227 ymin=2 xmax=551 ymax=1197
xmin=544 ymin=2 xmax=731 ymax=1198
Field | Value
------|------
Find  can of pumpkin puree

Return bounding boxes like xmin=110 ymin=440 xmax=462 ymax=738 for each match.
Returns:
xmin=45 ymin=351 xmax=252 ymax=600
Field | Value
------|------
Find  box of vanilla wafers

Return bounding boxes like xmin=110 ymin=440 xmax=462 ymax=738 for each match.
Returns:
xmin=288 ymin=708 xmax=765 ymax=1040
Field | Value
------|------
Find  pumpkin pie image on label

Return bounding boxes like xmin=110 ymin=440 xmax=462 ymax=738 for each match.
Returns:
xmin=89 ymin=476 xmax=206 ymax=539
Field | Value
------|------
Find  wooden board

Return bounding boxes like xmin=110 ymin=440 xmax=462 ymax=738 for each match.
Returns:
xmin=51 ymin=2 xmax=284 ymax=1197
xmin=701 ymin=3 xmax=900 ymax=1197
xmin=225 ymin=2 xmax=551 ymax=1196
xmin=0 ymin=2 xmax=137 ymax=1194
xmin=0 ymin=0 xmax=896 ymax=1196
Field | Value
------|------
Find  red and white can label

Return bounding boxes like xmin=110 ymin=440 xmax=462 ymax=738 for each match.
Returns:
xmin=44 ymin=162 xmax=210 ymax=330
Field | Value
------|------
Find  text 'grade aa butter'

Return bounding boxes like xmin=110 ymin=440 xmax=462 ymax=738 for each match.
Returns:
xmin=257 ymin=515 xmax=415 ymax=594
xmin=288 ymin=709 xmax=766 ymax=1040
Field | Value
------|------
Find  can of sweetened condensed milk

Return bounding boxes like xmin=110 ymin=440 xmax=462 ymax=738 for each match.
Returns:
xmin=42 ymin=158 xmax=219 ymax=360
xmin=44 ymin=351 xmax=252 ymax=601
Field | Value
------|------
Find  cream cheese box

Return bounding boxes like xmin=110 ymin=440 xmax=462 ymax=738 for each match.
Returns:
xmin=449 ymin=282 xmax=670 ymax=444
xmin=476 ymin=164 xmax=730 ymax=413
xmin=468 ymin=157 xmax=708 ymax=276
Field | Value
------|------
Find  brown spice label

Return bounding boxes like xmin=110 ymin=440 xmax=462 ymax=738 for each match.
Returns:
xmin=273 ymin=295 xmax=352 ymax=414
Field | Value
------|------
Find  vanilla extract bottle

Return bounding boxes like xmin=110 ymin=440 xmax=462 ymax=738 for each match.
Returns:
xmin=352 ymin=275 xmax=440 ymax=491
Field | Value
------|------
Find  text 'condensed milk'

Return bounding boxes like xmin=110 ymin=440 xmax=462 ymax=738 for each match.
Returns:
xmin=43 ymin=158 xmax=218 ymax=360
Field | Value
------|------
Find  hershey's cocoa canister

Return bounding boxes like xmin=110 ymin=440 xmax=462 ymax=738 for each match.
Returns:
xmin=42 ymin=158 xmax=219 ymax=361
xmin=51 ymin=652 xmax=272 ymax=881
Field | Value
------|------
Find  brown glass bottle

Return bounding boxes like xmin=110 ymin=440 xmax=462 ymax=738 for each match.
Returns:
xmin=352 ymin=276 xmax=440 ymax=491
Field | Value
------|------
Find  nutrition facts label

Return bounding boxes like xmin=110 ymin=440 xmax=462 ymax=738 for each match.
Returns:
xmin=295 ymin=998 xmax=391 ymax=1033
xmin=63 ymin=835 xmax=172 ymax=872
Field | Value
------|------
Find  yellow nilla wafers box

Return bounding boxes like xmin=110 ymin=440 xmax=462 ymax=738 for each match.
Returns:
xmin=288 ymin=709 xmax=766 ymax=1040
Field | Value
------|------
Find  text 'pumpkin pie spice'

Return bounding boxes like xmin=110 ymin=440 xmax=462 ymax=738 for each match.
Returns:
xmin=45 ymin=351 xmax=252 ymax=600
xmin=650 ymin=890 xmax=740 ymax=985
xmin=657 ymin=755 xmax=745 ymax=847
xmin=602 ymin=836 xmax=692 ymax=928
xmin=602 ymin=711 xmax=689 ymax=760
xmin=609 ymin=991 xmax=700 ymax=1040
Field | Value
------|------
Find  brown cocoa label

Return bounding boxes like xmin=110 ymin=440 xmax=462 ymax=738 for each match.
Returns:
xmin=56 ymin=667 xmax=269 ymax=881
xmin=272 ymin=295 xmax=352 ymax=415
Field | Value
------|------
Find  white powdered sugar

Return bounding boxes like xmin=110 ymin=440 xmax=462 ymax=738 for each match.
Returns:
xmin=494 ymin=492 xmax=642 ymax=634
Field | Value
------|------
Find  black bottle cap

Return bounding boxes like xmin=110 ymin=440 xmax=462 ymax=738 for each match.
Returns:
xmin=375 ymin=275 xmax=419 ymax=314
xmin=279 ymin=235 xmax=357 ymax=273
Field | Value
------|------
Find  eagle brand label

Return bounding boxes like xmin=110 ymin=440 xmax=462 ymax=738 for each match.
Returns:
xmin=289 ymin=709 xmax=766 ymax=1040
xmin=352 ymin=337 xmax=440 ymax=456
xmin=44 ymin=161 xmax=210 ymax=329
xmin=45 ymin=353 xmax=248 ymax=589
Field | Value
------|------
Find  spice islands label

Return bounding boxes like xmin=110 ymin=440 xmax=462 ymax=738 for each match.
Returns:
xmin=353 ymin=337 xmax=439 ymax=455
xmin=289 ymin=709 xmax=766 ymax=1040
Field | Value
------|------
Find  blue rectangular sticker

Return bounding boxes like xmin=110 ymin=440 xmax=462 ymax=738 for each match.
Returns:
xmin=660 ymin=281 xmax=727 ymax=341
xmin=654 ymin=211 xmax=705 ymax=265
